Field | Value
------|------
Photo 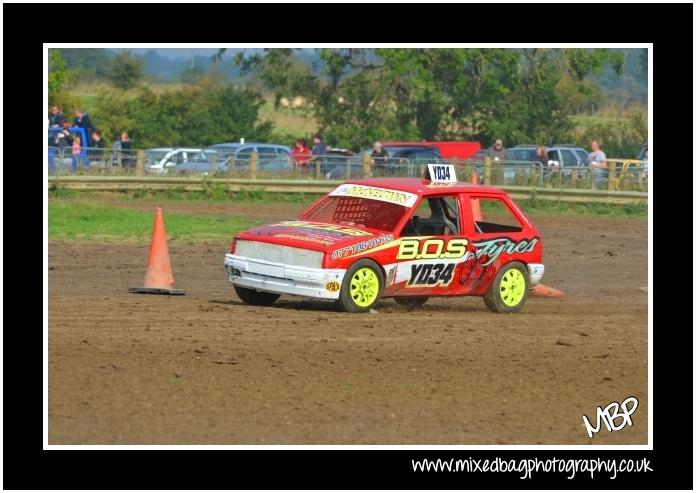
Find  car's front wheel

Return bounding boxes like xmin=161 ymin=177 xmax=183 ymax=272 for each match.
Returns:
xmin=337 ymin=259 xmax=384 ymax=313
xmin=483 ymin=261 xmax=529 ymax=313
xmin=234 ymin=285 xmax=280 ymax=306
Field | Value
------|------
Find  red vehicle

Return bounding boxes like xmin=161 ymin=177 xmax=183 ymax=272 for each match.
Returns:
xmin=224 ymin=166 xmax=544 ymax=313
xmin=384 ymin=141 xmax=481 ymax=160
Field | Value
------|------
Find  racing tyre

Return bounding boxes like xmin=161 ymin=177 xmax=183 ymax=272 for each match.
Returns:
xmin=393 ymin=297 xmax=429 ymax=309
xmin=234 ymin=285 xmax=280 ymax=306
xmin=483 ymin=261 xmax=529 ymax=313
xmin=337 ymin=259 xmax=384 ymax=313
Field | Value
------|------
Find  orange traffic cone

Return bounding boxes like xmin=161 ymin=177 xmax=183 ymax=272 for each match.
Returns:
xmin=128 ymin=207 xmax=185 ymax=295
xmin=470 ymin=169 xmax=482 ymax=221
xmin=530 ymin=283 xmax=564 ymax=298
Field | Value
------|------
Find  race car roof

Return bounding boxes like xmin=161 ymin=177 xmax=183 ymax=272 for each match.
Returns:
xmin=344 ymin=178 xmax=505 ymax=197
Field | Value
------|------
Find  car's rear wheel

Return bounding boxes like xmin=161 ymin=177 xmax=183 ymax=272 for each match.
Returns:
xmin=393 ymin=296 xmax=429 ymax=309
xmin=483 ymin=261 xmax=529 ymax=313
xmin=337 ymin=259 xmax=384 ymax=313
xmin=234 ymin=285 xmax=280 ymax=306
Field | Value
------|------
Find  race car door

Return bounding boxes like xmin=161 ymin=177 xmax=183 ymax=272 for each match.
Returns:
xmin=388 ymin=194 xmax=473 ymax=296
xmin=459 ymin=194 xmax=534 ymax=294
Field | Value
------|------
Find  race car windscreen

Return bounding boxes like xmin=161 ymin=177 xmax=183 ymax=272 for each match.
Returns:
xmin=301 ymin=196 xmax=408 ymax=232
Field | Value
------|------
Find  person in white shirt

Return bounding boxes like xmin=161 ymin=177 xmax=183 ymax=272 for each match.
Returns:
xmin=587 ymin=140 xmax=607 ymax=188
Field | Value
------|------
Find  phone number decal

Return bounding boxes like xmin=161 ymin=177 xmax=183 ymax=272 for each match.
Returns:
xmin=332 ymin=234 xmax=394 ymax=259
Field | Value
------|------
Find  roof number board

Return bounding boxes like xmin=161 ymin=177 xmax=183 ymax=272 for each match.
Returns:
xmin=428 ymin=163 xmax=457 ymax=183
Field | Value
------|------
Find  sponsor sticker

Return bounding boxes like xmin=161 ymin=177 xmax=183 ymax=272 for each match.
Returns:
xmin=407 ymin=263 xmax=456 ymax=287
xmin=331 ymin=234 xmax=395 ymax=259
xmin=473 ymin=237 xmax=538 ymax=266
xmin=396 ymin=237 xmax=469 ymax=260
xmin=274 ymin=233 xmax=334 ymax=246
xmin=330 ymin=184 xmax=418 ymax=207
xmin=325 ymin=281 xmax=341 ymax=292
xmin=273 ymin=220 xmax=370 ymax=237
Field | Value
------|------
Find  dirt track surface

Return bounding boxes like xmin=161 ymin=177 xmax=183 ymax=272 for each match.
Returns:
xmin=49 ymin=212 xmax=648 ymax=444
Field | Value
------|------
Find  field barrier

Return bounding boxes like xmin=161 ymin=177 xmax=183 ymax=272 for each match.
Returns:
xmin=48 ymin=175 xmax=647 ymax=205
xmin=48 ymin=146 xmax=649 ymax=194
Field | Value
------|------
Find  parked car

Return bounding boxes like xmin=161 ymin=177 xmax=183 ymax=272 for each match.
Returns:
xmin=487 ymin=145 xmax=544 ymax=183
xmin=324 ymin=144 xmax=444 ymax=180
xmin=204 ymin=143 xmax=292 ymax=171
xmin=321 ymin=148 xmax=356 ymax=179
xmin=506 ymin=144 xmax=590 ymax=180
xmin=504 ymin=145 xmax=589 ymax=168
xmin=506 ymin=146 xmax=539 ymax=162
xmin=384 ymin=141 xmax=481 ymax=160
xmin=145 ymin=147 xmax=206 ymax=174
xmin=224 ymin=165 xmax=545 ymax=313
xmin=467 ymin=149 xmax=488 ymax=161
xmin=546 ymin=145 xmax=589 ymax=167
xmin=164 ymin=143 xmax=293 ymax=175
xmin=380 ymin=144 xmax=444 ymax=163
xmin=145 ymin=148 xmax=173 ymax=164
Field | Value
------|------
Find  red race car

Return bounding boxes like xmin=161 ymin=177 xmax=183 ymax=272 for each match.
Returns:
xmin=224 ymin=164 xmax=544 ymax=313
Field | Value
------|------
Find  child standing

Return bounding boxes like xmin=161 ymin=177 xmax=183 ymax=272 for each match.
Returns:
xmin=71 ymin=135 xmax=82 ymax=171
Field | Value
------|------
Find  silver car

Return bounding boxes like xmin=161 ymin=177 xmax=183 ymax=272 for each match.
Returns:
xmin=545 ymin=145 xmax=589 ymax=167
xmin=145 ymin=148 xmax=206 ymax=174
xmin=196 ymin=143 xmax=292 ymax=172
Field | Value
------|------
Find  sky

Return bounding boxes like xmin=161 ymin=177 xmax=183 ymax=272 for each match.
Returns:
xmin=128 ymin=48 xmax=228 ymax=59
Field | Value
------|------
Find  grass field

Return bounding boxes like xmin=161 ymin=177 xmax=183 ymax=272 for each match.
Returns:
xmin=48 ymin=202 xmax=259 ymax=243
xmin=48 ymin=188 xmax=648 ymax=244
xmin=258 ymin=100 xmax=317 ymax=136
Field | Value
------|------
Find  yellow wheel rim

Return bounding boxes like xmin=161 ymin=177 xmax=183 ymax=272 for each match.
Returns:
xmin=349 ymin=267 xmax=379 ymax=308
xmin=500 ymin=268 xmax=526 ymax=307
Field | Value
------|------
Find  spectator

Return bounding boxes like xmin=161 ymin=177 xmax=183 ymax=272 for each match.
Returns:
xmin=71 ymin=134 xmax=82 ymax=171
xmin=535 ymin=145 xmax=549 ymax=167
xmin=73 ymin=108 xmax=94 ymax=146
xmin=370 ymin=141 xmax=390 ymax=163
xmin=49 ymin=105 xmax=66 ymax=127
xmin=308 ymin=133 xmax=327 ymax=173
xmin=587 ymin=139 xmax=607 ymax=188
xmin=53 ymin=121 xmax=73 ymax=150
xmin=119 ymin=132 xmax=135 ymax=167
xmin=50 ymin=122 xmax=73 ymax=171
xmin=89 ymin=129 xmax=106 ymax=165
xmin=487 ymin=139 xmax=508 ymax=162
xmin=370 ymin=141 xmax=390 ymax=175
xmin=290 ymin=138 xmax=312 ymax=172
xmin=642 ymin=148 xmax=649 ymax=178
xmin=112 ymin=134 xmax=122 ymax=166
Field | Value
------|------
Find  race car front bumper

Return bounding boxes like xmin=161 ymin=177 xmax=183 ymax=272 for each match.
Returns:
xmin=527 ymin=263 xmax=545 ymax=285
xmin=224 ymin=253 xmax=346 ymax=300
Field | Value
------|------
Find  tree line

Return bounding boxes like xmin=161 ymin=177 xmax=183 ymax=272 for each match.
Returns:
xmin=49 ymin=50 xmax=271 ymax=149
xmin=49 ymin=48 xmax=647 ymax=156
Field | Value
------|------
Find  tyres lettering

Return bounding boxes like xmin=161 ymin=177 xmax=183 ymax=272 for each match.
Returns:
xmin=473 ymin=237 xmax=538 ymax=266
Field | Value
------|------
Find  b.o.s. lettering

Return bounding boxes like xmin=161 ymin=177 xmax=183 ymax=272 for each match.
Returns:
xmin=397 ymin=238 xmax=468 ymax=260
